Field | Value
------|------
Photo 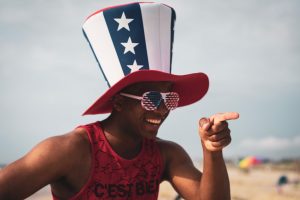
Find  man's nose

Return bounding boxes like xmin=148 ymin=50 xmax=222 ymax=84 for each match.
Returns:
xmin=155 ymin=101 xmax=169 ymax=115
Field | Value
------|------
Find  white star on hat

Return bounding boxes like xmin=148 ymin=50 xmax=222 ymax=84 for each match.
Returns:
xmin=114 ymin=12 xmax=134 ymax=31
xmin=127 ymin=60 xmax=143 ymax=72
xmin=121 ymin=37 xmax=139 ymax=54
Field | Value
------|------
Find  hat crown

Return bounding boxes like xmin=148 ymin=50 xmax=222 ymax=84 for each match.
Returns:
xmin=83 ymin=2 xmax=176 ymax=87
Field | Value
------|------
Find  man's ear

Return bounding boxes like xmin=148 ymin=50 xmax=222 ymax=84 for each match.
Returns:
xmin=112 ymin=94 xmax=124 ymax=112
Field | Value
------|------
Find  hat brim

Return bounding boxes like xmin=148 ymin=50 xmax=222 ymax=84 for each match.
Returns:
xmin=83 ymin=70 xmax=209 ymax=115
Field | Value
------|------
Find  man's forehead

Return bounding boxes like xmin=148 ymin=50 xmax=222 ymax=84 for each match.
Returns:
xmin=122 ymin=81 xmax=173 ymax=94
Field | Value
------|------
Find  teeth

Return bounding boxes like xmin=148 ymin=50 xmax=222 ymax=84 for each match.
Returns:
xmin=146 ymin=119 xmax=161 ymax=125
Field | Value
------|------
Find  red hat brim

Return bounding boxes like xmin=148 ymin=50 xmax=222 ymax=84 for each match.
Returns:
xmin=83 ymin=70 xmax=209 ymax=115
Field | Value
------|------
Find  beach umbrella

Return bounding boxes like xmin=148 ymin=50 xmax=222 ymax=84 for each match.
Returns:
xmin=239 ymin=156 xmax=262 ymax=169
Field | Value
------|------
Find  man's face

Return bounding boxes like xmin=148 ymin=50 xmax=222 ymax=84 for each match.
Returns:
xmin=115 ymin=81 xmax=173 ymax=139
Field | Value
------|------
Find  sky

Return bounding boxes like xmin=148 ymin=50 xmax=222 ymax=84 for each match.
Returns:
xmin=0 ymin=0 xmax=300 ymax=164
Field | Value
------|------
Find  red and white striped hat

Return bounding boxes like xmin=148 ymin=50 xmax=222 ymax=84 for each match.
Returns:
xmin=82 ymin=2 xmax=209 ymax=115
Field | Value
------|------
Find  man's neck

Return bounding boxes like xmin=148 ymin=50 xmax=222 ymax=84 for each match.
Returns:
xmin=101 ymin=117 xmax=143 ymax=159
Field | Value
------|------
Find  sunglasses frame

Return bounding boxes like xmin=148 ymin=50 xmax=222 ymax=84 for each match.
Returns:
xmin=119 ymin=91 xmax=179 ymax=111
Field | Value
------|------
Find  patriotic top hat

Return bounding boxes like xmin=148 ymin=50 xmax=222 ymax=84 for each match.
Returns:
xmin=82 ymin=2 xmax=209 ymax=115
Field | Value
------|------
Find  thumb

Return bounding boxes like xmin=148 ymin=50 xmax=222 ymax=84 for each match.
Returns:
xmin=199 ymin=118 xmax=211 ymax=131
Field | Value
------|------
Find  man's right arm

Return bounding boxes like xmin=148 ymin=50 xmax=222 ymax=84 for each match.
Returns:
xmin=0 ymin=132 xmax=80 ymax=200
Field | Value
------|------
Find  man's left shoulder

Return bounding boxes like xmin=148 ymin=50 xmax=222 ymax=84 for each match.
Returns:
xmin=155 ymin=138 xmax=187 ymax=157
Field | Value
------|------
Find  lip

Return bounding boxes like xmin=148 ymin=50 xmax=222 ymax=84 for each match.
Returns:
xmin=143 ymin=117 xmax=163 ymax=133
xmin=144 ymin=113 xmax=166 ymax=126
xmin=142 ymin=114 xmax=168 ymax=135
xmin=145 ymin=118 xmax=162 ymax=125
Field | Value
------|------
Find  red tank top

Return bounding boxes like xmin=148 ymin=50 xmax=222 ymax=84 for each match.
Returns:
xmin=52 ymin=121 xmax=164 ymax=200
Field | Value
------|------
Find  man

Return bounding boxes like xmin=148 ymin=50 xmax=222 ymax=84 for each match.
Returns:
xmin=0 ymin=2 xmax=239 ymax=200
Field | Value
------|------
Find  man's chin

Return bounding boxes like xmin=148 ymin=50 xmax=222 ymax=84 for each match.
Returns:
xmin=142 ymin=123 xmax=160 ymax=138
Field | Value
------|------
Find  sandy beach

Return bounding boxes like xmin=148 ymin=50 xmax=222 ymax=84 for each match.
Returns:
xmin=26 ymin=164 xmax=300 ymax=200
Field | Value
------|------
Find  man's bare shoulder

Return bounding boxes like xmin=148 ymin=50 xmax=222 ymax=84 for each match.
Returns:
xmin=155 ymin=138 xmax=192 ymax=163
xmin=36 ymin=128 xmax=89 ymax=157
xmin=55 ymin=127 xmax=90 ymax=152
xmin=156 ymin=138 xmax=186 ymax=153
xmin=16 ymin=128 xmax=91 ymax=175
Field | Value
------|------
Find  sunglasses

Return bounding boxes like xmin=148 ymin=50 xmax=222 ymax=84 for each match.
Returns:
xmin=120 ymin=91 xmax=180 ymax=111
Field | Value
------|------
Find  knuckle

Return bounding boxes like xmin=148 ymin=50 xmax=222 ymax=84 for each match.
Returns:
xmin=210 ymin=135 xmax=218 ymax=141
xmin=211 ymin=125 xmax=220 ymax=133
xmin=199 ymin=117 xmax=209 ymax=127
xmin=227 ymin=136 xmax=231 ymax=143
xmin=228 ymin=129 xmax=231 ymax=134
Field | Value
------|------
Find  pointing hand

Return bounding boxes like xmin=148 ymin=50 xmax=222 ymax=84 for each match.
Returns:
xmin=199 ymin=112 xmax=239 ymax=152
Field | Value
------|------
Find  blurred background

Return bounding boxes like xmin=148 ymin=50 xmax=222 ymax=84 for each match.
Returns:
xmin=1 ymin=0 xmax=299 ymax=199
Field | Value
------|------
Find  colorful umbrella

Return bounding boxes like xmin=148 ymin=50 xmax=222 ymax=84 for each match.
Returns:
xmin=239 ymin=156 xmax=262 ymax=169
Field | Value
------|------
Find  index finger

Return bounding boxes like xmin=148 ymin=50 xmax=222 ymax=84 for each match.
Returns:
xmin=210 ymin=112 xmax=239 ymax=123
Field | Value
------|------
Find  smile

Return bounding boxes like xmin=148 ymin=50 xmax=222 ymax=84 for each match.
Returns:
xmin=145 ymin=118 xmax=162 ymax=125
